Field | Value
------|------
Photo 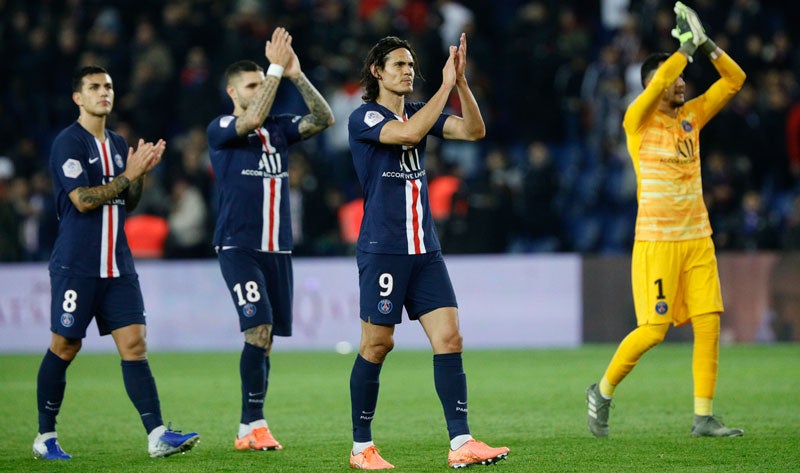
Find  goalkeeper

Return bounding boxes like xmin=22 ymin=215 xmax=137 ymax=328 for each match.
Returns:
xmin=585 ymin=1 xmax=746 ymax=438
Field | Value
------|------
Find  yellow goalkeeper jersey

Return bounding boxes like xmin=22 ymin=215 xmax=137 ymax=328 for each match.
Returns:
xmin=623 ymin=51 xmax=745 ymax=241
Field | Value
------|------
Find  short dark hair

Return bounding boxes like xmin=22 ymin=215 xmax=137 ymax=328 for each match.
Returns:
xmin=640 ymin=53 xmax=671 ymax=88
xmin=72 ymin=65 xmax=108 ymax=92
xmin=360 ymin=36 xmax=422 ymax=102
xmin=225 ymin=60 xmax=263 ymax=84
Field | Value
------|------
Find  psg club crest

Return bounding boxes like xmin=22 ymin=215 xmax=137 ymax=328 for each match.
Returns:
xmin=377 ymin=299 xmax=393 ymax=315
xmin=242 ymin=303 xmax=257 ymax=317
xmin=60 ymin=313 xmax=75 ymax=327
xmin=681 ymin=120 xmax=693 ymax=132
xmin=114 ymin=153 xmax=124 ymax=169
xmin=655 ymin=301 xmax=669 ymax=315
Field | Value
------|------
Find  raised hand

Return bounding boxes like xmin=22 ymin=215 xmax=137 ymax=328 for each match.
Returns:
xmin=126 ymin=138 xmax=164 ymax=180
xmin=265 ymin=27 xmax=293 ymax=69
xmin=454 ymin=33 xmax=467 ymax=80
xmin=442 ymin=45 xmax=457 ymax=90
xmin=675 ymin=2 xmax=707 ymax=44
xmin=284 ymin=51 xmax=301 ymax=79
xmin=671 ymin=1 xmax=705 ymax=60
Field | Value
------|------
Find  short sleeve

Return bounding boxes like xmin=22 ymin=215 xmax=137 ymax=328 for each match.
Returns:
xmin=348 ymin=107 xmax=388 ymax=145
xmin=207 ymin=115 xmax=242 ymax=150
xmin=50 ymin=135 xmax=89 ymax=194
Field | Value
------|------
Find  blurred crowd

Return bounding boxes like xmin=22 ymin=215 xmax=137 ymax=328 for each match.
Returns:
xmin=1 ymin=0 xmax=800 ymax=262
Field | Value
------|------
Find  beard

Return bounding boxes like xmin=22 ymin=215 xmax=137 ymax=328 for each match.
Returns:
xmin=669 ymin=97 xmax=685 ymax=108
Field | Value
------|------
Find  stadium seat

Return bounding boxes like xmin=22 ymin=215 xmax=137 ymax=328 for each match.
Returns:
xmin=428 ymin=175 xmax=461 ymax=220
xmin=338 ymin=198 xmax=364 ymax=245
xmin=125 ymin=214 xmax=169 ymax=258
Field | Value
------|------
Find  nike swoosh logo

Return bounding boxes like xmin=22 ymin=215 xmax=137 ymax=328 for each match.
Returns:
xmin=89 ymin=157 xmax=100 ymax=164
xmin=456 ymin=400 xmax=467 ymax=405
xmin=248 ymin=392 xmax=263 ymax=397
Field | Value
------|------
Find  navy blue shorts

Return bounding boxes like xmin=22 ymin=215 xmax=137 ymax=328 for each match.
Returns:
xmin=50 ymin=273 xmax=146 ymax=338
xmin=357 ymin=250 xmax=457 ymax=325
xmin=217 ymin=248 xmax=293 ymax=336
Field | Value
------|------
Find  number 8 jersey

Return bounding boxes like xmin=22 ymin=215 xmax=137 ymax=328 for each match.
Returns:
xmin=49 ymin=123 xmax=134 ymax=278
xmin=348 ymin=101 xmax=449 ymax=255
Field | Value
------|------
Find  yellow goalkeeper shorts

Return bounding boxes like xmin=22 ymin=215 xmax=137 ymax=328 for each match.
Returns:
xmin=631 ymin=237 xmax=724 ymax=327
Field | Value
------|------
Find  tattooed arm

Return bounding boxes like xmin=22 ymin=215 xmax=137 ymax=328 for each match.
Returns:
xmin=68 ymin=138 xmax=163 ymax=213
xmin=290 ymin=73 xmax=335 ymax=139
xmin=234 ymin=75 xmax=282 ymax=136
xmin=68 ymin=175 xmax=133 ymax=213
xmin=125 ymin=176 xmax=144 ymax=212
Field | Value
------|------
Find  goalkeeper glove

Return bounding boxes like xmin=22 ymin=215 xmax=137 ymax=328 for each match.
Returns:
xmin=672 ymin=2 xmax=719 ymax=59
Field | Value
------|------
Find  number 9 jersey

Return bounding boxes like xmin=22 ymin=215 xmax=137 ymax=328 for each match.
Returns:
xmin=348 ymin=101 xmax=449 ymax=255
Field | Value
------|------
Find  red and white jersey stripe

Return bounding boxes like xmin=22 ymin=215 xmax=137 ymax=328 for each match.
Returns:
xmin=255 ymin=127 xmax=282 ymax=252
xmin=95 ymin=138 xmax=120 ymax=278
xmin=404 ymin=179 xmax=425 ymax=254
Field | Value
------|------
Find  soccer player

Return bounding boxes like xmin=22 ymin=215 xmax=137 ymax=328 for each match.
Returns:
xmin=206 ymin=27 xmax=334 ymax=451
xmin=347 ymin=34 xmax=509 ymax=469
xmin=34 ymin=65 xmax=199 ymax=460
xmin=585 ymin=2 xmax=746 ymax=438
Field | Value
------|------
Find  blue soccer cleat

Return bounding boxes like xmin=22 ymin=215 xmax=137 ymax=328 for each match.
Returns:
xmin=149 ymin=424 xmax=200 ymax=458
xmin=33 ymin=433 xmax=72 ymax=460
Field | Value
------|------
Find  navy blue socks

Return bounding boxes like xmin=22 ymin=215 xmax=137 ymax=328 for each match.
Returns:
xmin=121 ymin=359 xmax=163 ymax=433
xmin=434 ymin=353 xmax=470 ymax=439
xmin=37 ymin=350 xmax=70 ymax=433
xmin=240 ymin=342 xmax=267 ymax=424
xmin=350 ymin=354 xmax=383 ymax=442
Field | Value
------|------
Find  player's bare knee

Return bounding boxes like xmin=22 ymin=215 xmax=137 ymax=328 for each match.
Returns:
xmin=244 ymin=324 xmax=272 ymax=348
xmin=118 ymin=336 xmax=148 ymax=360
xmin=361 ymin=338 xmax=393 ymax=363
xmin=50 ymin=336 xmax=81 ymax=361
xmin=432 ymin=331 xmax=462 ymax=353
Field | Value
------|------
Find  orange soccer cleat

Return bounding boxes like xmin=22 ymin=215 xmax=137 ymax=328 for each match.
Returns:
xmin=350 ymin=445 xmax=395 ymax=470
xmin=235 ymin=426 xmax=283 ymax=451
xmin=447 ymin=439 xmax=509 ymax=468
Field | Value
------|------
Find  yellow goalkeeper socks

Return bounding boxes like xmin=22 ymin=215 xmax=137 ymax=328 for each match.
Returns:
xmin=599 ymin=377 xmax=615 ymax=399
xmin=602 ymin=324 xmax=669 ymax=388
xmin=692 ymin=313 xmax=721 ymax=409
xmin=694 ymin=397 xmax=713 ymax=416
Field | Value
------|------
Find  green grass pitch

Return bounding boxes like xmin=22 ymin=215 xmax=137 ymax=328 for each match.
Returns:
xmin=1 ymin=344 xmax=798 ymax=472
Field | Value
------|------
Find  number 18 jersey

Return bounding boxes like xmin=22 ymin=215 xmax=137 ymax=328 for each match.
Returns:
xmin=207 ymin=113 xmax=302 ymax=252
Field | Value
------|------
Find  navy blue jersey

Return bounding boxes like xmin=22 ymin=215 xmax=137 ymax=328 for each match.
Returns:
xmin=349 ymin=102 xmax=448 ymax=255
xmin=208 ymin=114 xmax=303 ymax=251
xmin=49 ymin=122 xmax=135 ymax=278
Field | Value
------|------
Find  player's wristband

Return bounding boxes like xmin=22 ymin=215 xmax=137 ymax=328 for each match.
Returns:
xmin=266 ymin=64 xmax=284 ymax=78
xmin=699 ymin=39 xmax=719 ymax=59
